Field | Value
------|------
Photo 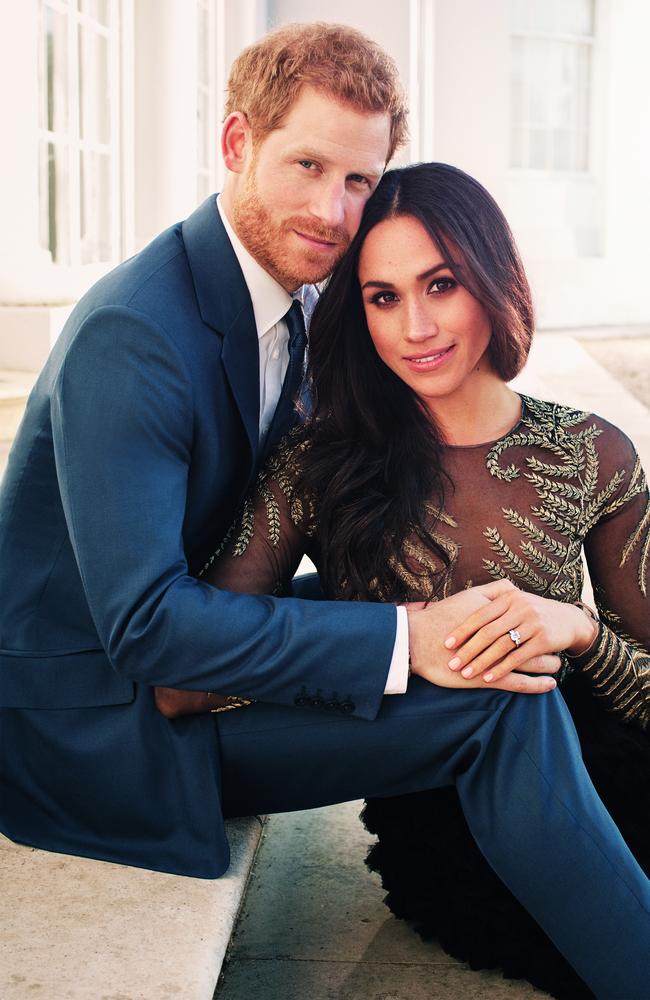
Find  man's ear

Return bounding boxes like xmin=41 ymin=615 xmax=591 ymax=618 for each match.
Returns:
xmin=221 ymin=112 xmax=252 ymax=174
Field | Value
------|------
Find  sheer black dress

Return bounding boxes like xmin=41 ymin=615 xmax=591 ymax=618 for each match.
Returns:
xmin=206 ymin=395 xmax=650 ymax=999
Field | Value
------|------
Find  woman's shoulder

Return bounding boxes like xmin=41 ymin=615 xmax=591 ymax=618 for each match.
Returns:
xmin=520 ymin=394 xmax=638 ymax=456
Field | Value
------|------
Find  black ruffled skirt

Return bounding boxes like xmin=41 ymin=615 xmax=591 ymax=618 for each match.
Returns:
xmin=362 ymin=673 xmax=650 ymax=999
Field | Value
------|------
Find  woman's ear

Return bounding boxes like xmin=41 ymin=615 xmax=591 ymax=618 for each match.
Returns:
xmin=221 ymin=112 xmax=252 ymax=174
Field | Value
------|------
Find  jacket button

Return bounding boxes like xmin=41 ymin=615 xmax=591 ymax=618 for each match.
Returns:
xmin=294 ymin=694 xmax=310 ymax=707
xmin=340 ymin=701 xmax=355 ymax=714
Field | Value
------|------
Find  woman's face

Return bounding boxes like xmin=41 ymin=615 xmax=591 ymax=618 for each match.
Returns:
xmin=357 ymin=214 xmax=494 ymax=415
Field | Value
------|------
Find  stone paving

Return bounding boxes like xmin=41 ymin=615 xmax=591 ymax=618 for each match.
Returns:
xmin=215 ymin=802 xmax=545 ymax=1000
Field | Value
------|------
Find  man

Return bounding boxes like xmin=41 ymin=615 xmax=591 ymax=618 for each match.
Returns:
xmin=0 ymin=24 xmax=648 ymax=996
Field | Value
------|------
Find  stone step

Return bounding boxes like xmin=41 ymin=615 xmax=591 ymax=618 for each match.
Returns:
xmin=1 ymin=818 xmax=266 ymax=1000
xmin=0 ymin=370 xmax=37 ymax=442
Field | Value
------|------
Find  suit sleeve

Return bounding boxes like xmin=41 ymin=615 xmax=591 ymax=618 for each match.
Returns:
xmin=51 ymin=305 xmax=395 ymax=719
xmin=574 ymin=430 xmax=650 ymax=730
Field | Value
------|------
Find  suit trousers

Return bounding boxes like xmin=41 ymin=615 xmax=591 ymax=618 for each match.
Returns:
xmin=217 ymin=677 xmax=650 ymax=999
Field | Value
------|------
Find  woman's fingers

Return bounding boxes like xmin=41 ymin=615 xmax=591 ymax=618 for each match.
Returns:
xmin=445 ymin=595 xmax=515 ymax=653
xmin=452 ymin=628 xmax=531 ymax=678
xmin=447 ymin=609 xmax=525 ymax=673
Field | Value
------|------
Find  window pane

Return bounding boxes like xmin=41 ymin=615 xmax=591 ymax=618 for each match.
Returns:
xmin=80 ymin=150 xmax=112 ymax=263
xmin=78 ymin=25 xmax=111 ymax=143
xmin=197 ymin=172 xmax=211 ymax=203
xmin=40 ymin=140 xmax=71 ymax=263
xmin=510 ymin=127 xmax=524 ymax=168
xmin=198 ymin=6 xmax=210 ymax=84
xmin=197 ymin=89 xmax=209 ymax=170
xmin=556 ymin=0 xmax=594 ymax=36
xmin=576 ymin=44 xmax=591 ymax=133
xmin=78 ymin=0 xmax=110 ymax=25
xmin=575 ymin=129 xmax=589 ymax=172
xmin=510 ymin=0 xmax=531 ymax=33
xmin=528 ymin=128 xmax=548 ymax=169
xmin=46 ymin=5 xmax=69 ymax=133
xmin=511 ymin=0 xmax=556 ymax=34
xmin=527 ymin=40 xmax=548 ymax=125
xmin=552 ymin=129 xmax=572 ymax=170
xmin=510 ymin=37 xmax=524 ymax=125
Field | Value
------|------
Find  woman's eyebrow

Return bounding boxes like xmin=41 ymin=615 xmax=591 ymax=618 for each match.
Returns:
xmin=361 ymin=262 xmax=452 ymax=290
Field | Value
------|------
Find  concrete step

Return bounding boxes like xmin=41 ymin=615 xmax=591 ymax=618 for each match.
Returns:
xmin=0 ymin=370 xmax=37 ymax=442
xmin=0 ymin=818 xmax=266 ymax=1000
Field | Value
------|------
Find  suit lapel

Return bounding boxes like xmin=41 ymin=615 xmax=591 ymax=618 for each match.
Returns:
xmin=182 ymin=197 xmax=260 ymax=463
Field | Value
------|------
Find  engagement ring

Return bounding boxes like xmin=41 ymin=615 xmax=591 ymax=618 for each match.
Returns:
xmin=508 ymin=628 xmax=522 ymax=647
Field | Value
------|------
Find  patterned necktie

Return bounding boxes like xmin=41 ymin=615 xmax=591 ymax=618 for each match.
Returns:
xmin=280 ymin=299 xmax=307 ymax=411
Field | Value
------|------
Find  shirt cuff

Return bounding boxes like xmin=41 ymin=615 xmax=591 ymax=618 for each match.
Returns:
xmin=384 ymin=606 xmax=410 ymax=694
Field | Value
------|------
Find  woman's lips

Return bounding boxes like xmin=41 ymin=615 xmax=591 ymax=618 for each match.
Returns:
xmin=403 ymin=344 xmax=455 ymax=373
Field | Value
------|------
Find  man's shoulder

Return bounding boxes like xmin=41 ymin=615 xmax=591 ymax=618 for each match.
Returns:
xmin=83 ymin=223 xmax=190 ymax=316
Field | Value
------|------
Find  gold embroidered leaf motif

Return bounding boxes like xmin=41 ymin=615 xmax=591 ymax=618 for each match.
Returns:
xmin=501 ymin=509 xmax=568 ymax=558
xmin=548 ymin=578 xmax=579 ymax=598
xmin=519 ymin=541 xmax=561 ymax=575
xmin=524 ymin=472 xmax=583 ymax=499
xmin=424 ymin=504 xmax=458 ymax=529
xmin=582 ymin=433 xmax=600 ymax=496
xmin=233 ymin=497 xmax=255 ymax=557
xmin=533 ymin=490 xmax=583 ymax=522
xmin=199 ymin=521 xmax=235 ymax=578
xmin=386 ymin=553 xmax=430 ymax=598
xmin=486 ymin=432 xmax=538 ymax=480
xmin=520 ymin=396 xmax=589 ymax=430
xmin=601 ymin=457 xmax=646 ymax=518
xmin=589 ymin=470 xmax=627 ymax=517
xmin=530 ymin=504 xmax=575 ymax=537
xmin=525 ymin=455 xmax=581 ymax=478
xmin=482 ymin=559 xmax=513 ymax=583
xmin=289 ymin=495 xmax=304 ymax=526
xmin=259 ymin=481 xmax=281 ymax=547
xmin=621 ymin=495 xmax=650 ymax=597
xmin=483 ymin=527 xmax=548 ymax=591
xmin=400 ymin=534 xmax=458 ymax=599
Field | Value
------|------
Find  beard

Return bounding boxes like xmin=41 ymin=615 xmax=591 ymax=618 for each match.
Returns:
xmin=232 ymin=169 xmax=350 ymax=291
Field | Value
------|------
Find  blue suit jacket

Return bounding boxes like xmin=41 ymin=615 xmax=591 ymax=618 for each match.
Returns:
xmin=0 ymin=196 xmax=396 ymax=877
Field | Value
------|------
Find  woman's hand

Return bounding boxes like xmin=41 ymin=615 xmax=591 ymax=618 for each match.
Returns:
xmin=443 ymin=580 xmax=598 ymax=684
xmin=406 ymin=584 xmax=560 ymax=694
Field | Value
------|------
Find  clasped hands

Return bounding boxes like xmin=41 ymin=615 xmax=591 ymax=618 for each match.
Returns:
xmin=406 ymin=580 xmax=598 ymax=695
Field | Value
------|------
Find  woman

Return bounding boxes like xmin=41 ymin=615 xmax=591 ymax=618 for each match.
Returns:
xmin=204 ymin=163 xmax=650 ymax=998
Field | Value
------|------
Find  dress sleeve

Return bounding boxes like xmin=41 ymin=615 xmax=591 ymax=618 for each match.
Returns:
xmin=203 ymin=431 xmax=318 ymax=596
xmin=575 ymin=427 xmax=650 ymax=730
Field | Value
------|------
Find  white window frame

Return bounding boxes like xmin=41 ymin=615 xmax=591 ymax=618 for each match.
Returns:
xmin=509 ymin=0 xmax=597 ymax=177
xmin=37 ymin=0 xmax=127 ymax=271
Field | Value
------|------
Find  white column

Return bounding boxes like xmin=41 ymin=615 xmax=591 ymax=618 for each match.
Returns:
xmin=0 ymin=2 xmax=53 ymax=303
xmin=133 ymin=0 xmax=199 ymax=249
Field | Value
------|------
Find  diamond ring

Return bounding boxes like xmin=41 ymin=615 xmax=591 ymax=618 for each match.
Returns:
xmin=508 ymin=628 xmax=522 ymax=647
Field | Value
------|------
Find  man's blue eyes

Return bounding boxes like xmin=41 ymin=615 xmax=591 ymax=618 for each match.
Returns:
xmin=297 ymin=162 xmax=369 ymax=185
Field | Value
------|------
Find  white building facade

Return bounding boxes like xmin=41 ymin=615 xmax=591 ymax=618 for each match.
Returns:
xmin=1 ymin=0 xmax=648 ymax=371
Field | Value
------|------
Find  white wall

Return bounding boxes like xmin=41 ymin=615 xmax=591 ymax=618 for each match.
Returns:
xmin=1 ymin=0 xmax=648 ymax=373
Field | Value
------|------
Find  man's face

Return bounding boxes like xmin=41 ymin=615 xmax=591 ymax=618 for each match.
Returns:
xmin=232 ymin=86 xmax=392 ymax=291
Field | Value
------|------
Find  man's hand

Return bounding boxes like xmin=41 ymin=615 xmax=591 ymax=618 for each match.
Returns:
xmin=406 ymin=584 xmax=559 ymax=695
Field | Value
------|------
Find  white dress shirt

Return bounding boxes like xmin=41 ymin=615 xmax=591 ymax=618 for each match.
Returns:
xmin=216 ymin=196 xmax=409 ymax=694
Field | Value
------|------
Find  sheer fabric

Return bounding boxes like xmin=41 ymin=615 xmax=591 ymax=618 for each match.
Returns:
xmin=206 ymin=395 xmax=650 ymax=729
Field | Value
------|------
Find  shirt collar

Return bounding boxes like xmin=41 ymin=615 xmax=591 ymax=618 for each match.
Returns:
xmin=217 ymin=194 xmax=292 ymax=340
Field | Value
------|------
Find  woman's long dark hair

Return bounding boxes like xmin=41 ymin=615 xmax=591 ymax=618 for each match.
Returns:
xmin=300 ymin=162 xmax=534 ymax=602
